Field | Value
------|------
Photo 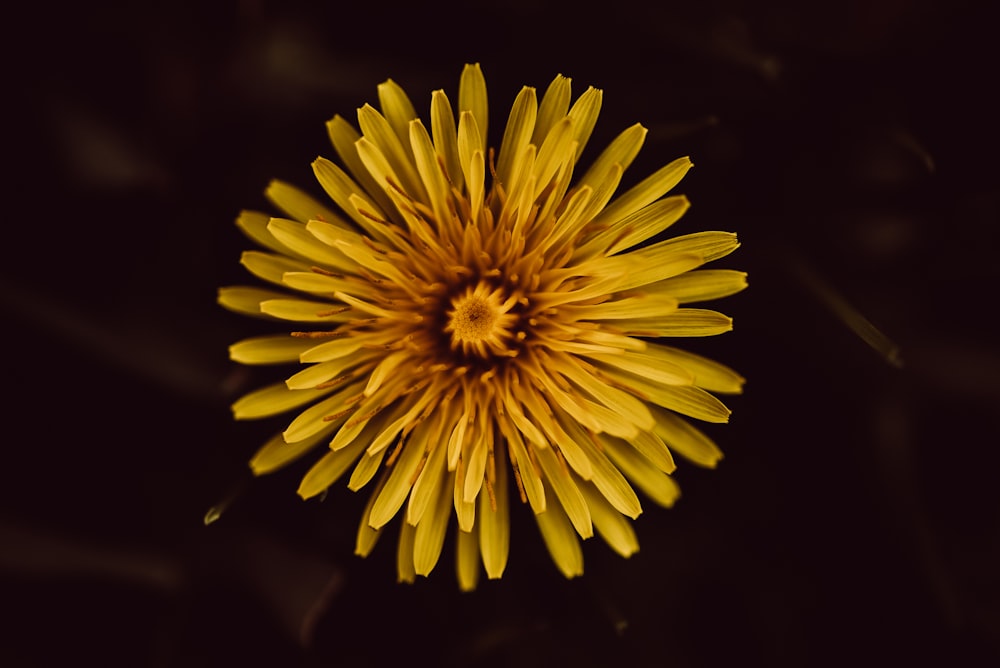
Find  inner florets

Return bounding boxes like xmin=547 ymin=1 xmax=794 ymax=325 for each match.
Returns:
xmin=444 ymin=281 xmax=521 ymax=360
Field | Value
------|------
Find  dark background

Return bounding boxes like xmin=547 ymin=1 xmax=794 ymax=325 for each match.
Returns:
xmin=3 ymin=0 xmax=999 ymax=666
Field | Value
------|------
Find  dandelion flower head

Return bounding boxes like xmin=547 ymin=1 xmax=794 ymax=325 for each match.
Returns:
xmin=219 ymin=64 xmax=747 ymax=589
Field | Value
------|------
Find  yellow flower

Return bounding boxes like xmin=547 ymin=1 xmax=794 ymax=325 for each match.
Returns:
xmin=219 ymin=64 xmax=746 ymax=589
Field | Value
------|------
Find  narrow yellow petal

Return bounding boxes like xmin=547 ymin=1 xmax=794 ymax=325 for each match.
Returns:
xmin=534 ymin=445 xmax=592 ymax=539
xmin=534 ymin=490 xmax=584 ymax=578
xmin=406 ymin=434 xmax=447 ymax=526
xmin=282 ymin=379 xmax=365 ymax=443
xmin=413 ymin=469 xmax=453 ymax=576
xmin=368 ymin=429 xmax=430 ymax=529
xmin=408 ymin=118 xmax=453 ymax=226
xmin=502 ymin=424 xmax=546 ymax=514
xmin=479 ymin=445 xmax=510 ymax=579
xmin=457 ymin=111 xmax=485 ymax=223
xmin=581 ymin=482 xmax=640 ymax=558
xmin=264 ymin=179 xmax=339 ymax=224
xmin=591 ymin=195 xmax=691 ymax=257
xmin=240 ymin=251 xmax=312 ymax=287
xmin=592 ymin=156 xmax=692 ymax=226
xmin=250 ymin=425 xmax=335 ymax=476
xmin=458 ymin=63 xmax=488 ymax=152
xmin=495 ymin=86 xmax=537 ymax=189
xmin=600 ymin=436 xmax=682 ymax=508
xmin=266 ymin=218 xmax=352 ymax=271
xmin=566 ymin=85 xmax=602 ymax=160
xmin=575 ymin=123 xmax=646 ymax=193
xmin=553 ymin=353 xmax=654 ymax=433
xmin=453 ymin=468 xmax=477 ymax=532
xmin=558 ymin=416 xmax=643 ymax=518
xmin=377 ymin=78 xmax=418 ymax=147
xmin=533 ymin=74 xmax=571 ymax=146
xmin=258 ymin=298 xmax=350 ymax=323
xmin=603 ymin=366 xmax=733 ymax=423
xmin=326 ymin=115 xmax=399 ymax=224
xmin=296 ymin=436 xmax=368 ymax=499
xmin=587 ymin=350 xmax=695 ymax=387
xmin=217 ymin=286 xmax=286 ymax=319
xmin=236 ymin=210 xmax=299 ymax=257
xmin=641 ymin=343 xmax=745 ymax=394
xmin=228 ymin=334 xmax=317 ymax=365
xmin=311 ymin=157 xmax=388 ymax=236
xmin=456 ymin=528 xmax=481 ymax=592
xmin=532 ymin=116 xmax=576 ymax=199
xmin=348 ymin=448 xmax=387 ymax=492
xmin=651 ymin=407 xmax=725 ymax=468
xmin=615 ymin=308 xmax=734 ymax=338
xmin=357 ymin=104 xmax=425 ymax=200
xmin=231 ymin=382 xmax=330 ymax=420
xmin=396 ymin=521 xmax=417 ymax=584
xmin=355 ymin=479 xmax=386 ymax=557
xmin=656 ymin=231 xmax=740 ymax=263
xmin=559 ymin=294 xmax=677 ymax=323
xmin=580 ymin=252 xmax=704 ymax=294
xmin=430 ymin=89 xmax=463 ymax=191
xmin=649 ymin=269 xmax=749 ymax=304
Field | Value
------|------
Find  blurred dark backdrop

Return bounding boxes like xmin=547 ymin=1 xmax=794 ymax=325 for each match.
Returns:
xmin=3 ymin=0 xmax=998 ymax=666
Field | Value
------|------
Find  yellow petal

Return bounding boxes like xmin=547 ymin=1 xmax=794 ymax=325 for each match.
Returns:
xmin=282 ymin=379 xmax=365 ymax=443
xmin=533 ymin=74 xmax=571 ymax=146
xmin=604 ymin=366 xmax=732 ymax=423
xmin=495 ymin=86 xmax=537 ymax=189
xmin=266 ymin=218 xmax=352 ymax=271
xmin=258 ymin=298 xmax=350 ymax=323
xmin=559 ymin=417 xmax=643 ymax=518
xmin=250 ymin=426 xmax=335 ymax=475
xmin=355 ymin=474 xmax=387 ymax=557
xmin=311 ymin=157 xmax=387 ymax=236
xmin=430 ymin=89 xmax=463 ymax=191
xmin=326 ymin=115 xmax=399 ymax=224
xmin=534 ymin=445 xmax=592 ymax=539
xmin=649 ymin=269 xmax=749 ymax=304
xmin=615 ymin=308 xmax=734 ymax=338
xmin=652 ymin=407 xmax=725 ymax=468
xmin=295 ymin=435 xmax=368 ymax=499
xmin=458 ymin=63 xmax=488 ymax=152
xmin=657 ymin=231 xmax=740 ymax=263
xmin=581 ymin=482 xmax=639 ymax=558
xmin=575 ymin=123 xmax=646 ymax=194
xmin=593 ymin=156 xmax=692 ymax=226
xmin=235 ymin=210 xmax=298 ymax=257
xmin=455 ymin=528 xmax=480 ymax=592
xmin=368 ymin=429 xmax=431 ymax=529
xmin=479 ymin=445 xmax=510 ymax=579
xmin=217 ymin=286 xmax=286 ymax=319
xmin=566 ymin=85 xmax=602 ymax=161
xmin=600 ymin=436 xmax=682 ymax=508
xmin=642 ymin=343 xmax=745 ymax=394
xmin=264 ymin=179 xmax=339 ymax=224
xmin=580 ymin=252 xmax=704 ymax=294
xmin=231 ymin=381 xmax=330 ymax=420
xmin=377 ymin=78 xmax=418 ymax=147
xmin=413 ymin=469 xmax=453 ymax=576
xmin=240 ymin=251 xmax=311 ymax=287
xmin=534 ymin=489 xmax=584 ymax=578
xmin=357 ymin=104 xmax=425 ymax=200
xmin=396 ymin=521 xmax=417 ymax=584
xmin=228 ymin=334 xmax=317 ymax=365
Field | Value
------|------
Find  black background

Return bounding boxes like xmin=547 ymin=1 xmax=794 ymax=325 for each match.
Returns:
xmin=3 ymin=0 xmax=999 ymax=666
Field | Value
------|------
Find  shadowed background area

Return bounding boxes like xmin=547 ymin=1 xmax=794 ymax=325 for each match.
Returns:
xmin=2 ymin=0 xmax=998 ymax=666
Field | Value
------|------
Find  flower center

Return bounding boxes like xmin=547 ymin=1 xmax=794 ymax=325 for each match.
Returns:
xmin=450 ymin=298 xmax=496 ymax=342
xmin=444 ymin=282 xmax=520 ymax=359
